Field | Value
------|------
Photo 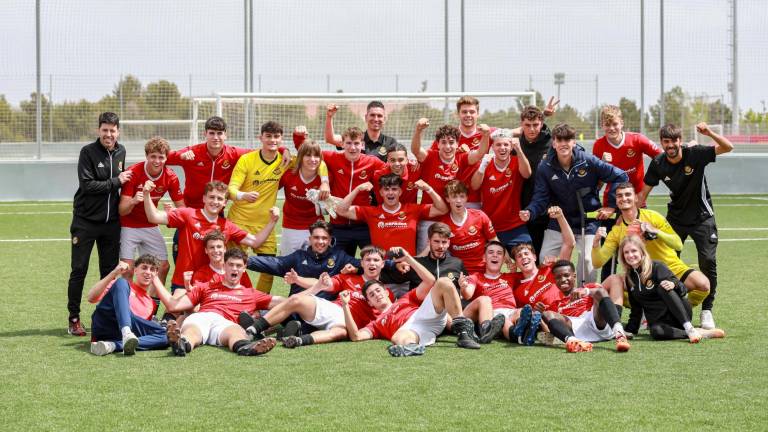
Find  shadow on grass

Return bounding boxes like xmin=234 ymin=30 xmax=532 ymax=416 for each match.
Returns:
xmin=0 ymin=327 xmax=72 ymax=338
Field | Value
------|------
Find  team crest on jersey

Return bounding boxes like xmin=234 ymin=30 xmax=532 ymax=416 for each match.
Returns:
xmin=468 ymin=225 xmax=478 ymax=235
xmin=155 ymin=187 xmax=165 ymax=194
xmin=537 ymin=274 xmax=546 ymax=282
xmin=577 ymin=168 xmax=587 ymax=177
xmin=472 ymin=138 xmax=479 ymax=145
xmin=450 ymin=163 xmax=459 ymax=173
xmin=645 ymin=279 xmax=654 ymax=289
xmin=359 ymin=170 xmax=368 ymax=179
xmin=447 ymin=272 xmax=455 ymax=281
xmin=398 ymin=211 xmax=407 ymax=220
xmin=273 ymin=168 xmax=282 ymax=175
xmin=684 ymin=166 xmax=694 ymax=175
xmin=504 ymin=168 xmax=513 ymax=177
xmin=222 ymin=161 xmax=231 ymax=170
xmin=626 ymin=149 xmax=636 ymax=158
xmin=378 ymin=146 xmax=387 ymax=156
xmin=327 ymin=258 xmax=335 ymax=268
xmin=118 ymin=162 xmax=123 ymax=170
xmin=252 ymin=180 xmax=261 ymax=186
xmin=406 ymin=182 xmax=416 ymax=190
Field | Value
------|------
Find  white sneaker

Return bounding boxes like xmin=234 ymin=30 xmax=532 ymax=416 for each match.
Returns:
xmin=700 ymin=310 xmax=716 ymax=330
xmin=122 ymin=332 xmax=139 ymax=356
xmin=90 ymin=341 xmax=116 ymax=356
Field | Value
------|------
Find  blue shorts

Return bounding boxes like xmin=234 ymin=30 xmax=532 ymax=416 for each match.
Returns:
xmin=497 ymin=225 xmax=532 ymax=251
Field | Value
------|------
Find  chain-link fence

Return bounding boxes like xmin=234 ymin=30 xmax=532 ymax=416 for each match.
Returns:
xmin=2 ymin=0 xmax=767 ymax=160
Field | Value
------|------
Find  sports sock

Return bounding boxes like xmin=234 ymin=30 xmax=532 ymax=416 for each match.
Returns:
xmin=299 ymin=334 xmax=314 ymax=346
xmin=614 ymin=304 xmax=623 ymax=318
xmin=682 ymin=321 xmax=694 ymax=332
xmin=612 ymin=322 xmax=625 ymax=334
xmin=547 ymin=319 xmax=574 ymax=343
xmin=598 ymin=297 xmax=621 ymax=327
xmin=232 ymin=339 xmax=250 ymax=353
xmin=252 ymin=317 xmax=270 ymax=333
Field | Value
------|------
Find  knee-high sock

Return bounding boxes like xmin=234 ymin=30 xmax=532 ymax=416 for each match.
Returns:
xmin=548 ymin=319 xmax=574 ymax=343
xmin=598 ymin=297 xmax=621 ymax=327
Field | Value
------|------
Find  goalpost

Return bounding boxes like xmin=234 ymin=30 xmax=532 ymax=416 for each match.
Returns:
xmin=191 ymin=92 xmax=536 ymax=148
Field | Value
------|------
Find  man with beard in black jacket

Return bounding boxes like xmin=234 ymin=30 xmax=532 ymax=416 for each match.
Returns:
xmin=67 ymin=112 xmax=131 ymax=336
xmin=513 ymin=98 xmax=559 ymax=255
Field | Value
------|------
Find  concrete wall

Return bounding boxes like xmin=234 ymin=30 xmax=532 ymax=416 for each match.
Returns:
xmin=1 ymin=153 xmax=767 ymax=201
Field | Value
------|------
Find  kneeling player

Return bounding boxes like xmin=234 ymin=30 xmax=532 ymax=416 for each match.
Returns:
xmin=342 ymin=277 xmax=481 ymax=357
xmin=541 ymin=260 xmax=630 ymax=353
xmin=87 ymin=255 xmax=169 ymax=356
xmin=154 ymin=248 xmax=284 ymax=356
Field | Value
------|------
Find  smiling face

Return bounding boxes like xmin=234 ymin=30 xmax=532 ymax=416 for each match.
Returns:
xmin=380 ymin=185 xmax=402 ymax=208
xmin=223 ymin=256 xmax=246 ymax=286
xmin=484 ymin=244 xmax=506 ymax=274
xmin=145 ymin=151 xmax=167 ymax=176
xmin=387 ymin=150 xmax=408 ymax=176
xmin=513 ymin=245 xmax=537 ymax=275
xmin=205 ymin=129 xmax=227 ymax=153
xmin=308 ymin=227 xmax=331 ymax=254
xmin=492 ymin=138 xmax=512 ymax=162
xmin=602 ymin=118 xmax=624 ymax=144
xmin=615 ymin=186 xmax=638 ymax=211
xmin=661 ymin=137 xmax=682 ymax=160
xmin=204 ymin=239 xmax=226 ymax=265
xmin=438 ymin=136 xmax=458 ymax=161
xmin=553 ymin=137 xmax=575 ymax=160
xmin=260 ymin=131 xmax=282 ymax=154
xmin=621 ymin=241 xmax=644 ymax=269
xmin=365 ymin=107 xmax=386 ymax=132
xmin=364 ymin=282 xmax=392 ymax=311
xmin=553 ymin=264 xmax=577 ymax=295
xmin=202 ymin=189 xmax=227 ymax=216
xmin=98 ymin=123 xmax=120 ymax=150
xmin=133 ymin=262 xmax=158 ymax=288
xmin=343 ymin=137 xmax=364 ymax=161
xmin=458 ymin=103 xmax=479 ymax=129
xmin=300 ymin=152 xmax=321 ymax=173
xmin=361 ymin=252 xmax=384 ymax=279
xmin=429 ymin=233 xmax=450 ymax=259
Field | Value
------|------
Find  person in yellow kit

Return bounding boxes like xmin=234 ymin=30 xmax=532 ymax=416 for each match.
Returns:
xmin=592 ymin=182 xmax=710 ymax=306
xmin=227 ymin=121 xmax=329 ymax=293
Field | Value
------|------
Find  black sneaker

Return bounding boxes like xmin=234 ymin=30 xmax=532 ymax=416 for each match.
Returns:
xmin=282 ymin=336 xmax=303 ymax=349
xmin=166 ymin=320 xmax=191 ymax=356
xmin=452 ymin=317 xmax=481 ymax=350
xmin=282 ymin=320 xmax=302 ymax=339
xmin=388 ymin=343 xmax=425 ymax=357
xmin=479 ymin=314 xmax=506 ymax=344
xmin=237 ymin=337 xmax=277 ymax=356
xmin=522 ymin=310 xmax=542 ymax=346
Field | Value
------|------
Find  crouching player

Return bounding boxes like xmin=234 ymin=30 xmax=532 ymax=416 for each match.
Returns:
xmin=342 ymin=276 xmax=482 ymax=357
xmin=242 ymin=246 xmax=434 ymax=349
xmin=541 ymin=260 xmax=630 ymax=353
xmin=154 ymin=248 xmax=284 ymax=356
xmin=87 ymin=256 xmax=168 ymax=356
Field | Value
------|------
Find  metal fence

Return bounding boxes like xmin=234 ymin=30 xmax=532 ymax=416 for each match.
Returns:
xmin=2 ymin=0 xmax=767 ymax=160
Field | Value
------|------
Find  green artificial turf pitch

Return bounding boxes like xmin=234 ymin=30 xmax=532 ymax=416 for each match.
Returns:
xmin=0 ymin=195 xmax=766 ymax=431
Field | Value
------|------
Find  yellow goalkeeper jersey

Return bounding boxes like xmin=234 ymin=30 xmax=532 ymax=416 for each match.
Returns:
xmin=592 ymin=208 xmax=691 ymax=279
xmin=227 ymin=150 xmax=326 ymax=226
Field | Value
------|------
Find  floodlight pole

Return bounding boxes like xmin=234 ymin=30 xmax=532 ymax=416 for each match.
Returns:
xmin=640 ymin=0 xmax=645 ymax=134
xmin=460 ymin=0 xmax=465 ymax=92
xmin=36 ymin=0 xmax=42 ymax=159
xmin=660 ymin=0 xmax=665 ymax=127
xmin=444 ymin=0 xmax=450 ymax=122
xmin=731 ymin=0 xmax=739 ymax=134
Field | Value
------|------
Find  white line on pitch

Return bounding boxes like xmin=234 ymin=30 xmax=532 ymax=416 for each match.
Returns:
xmin=0 ymin=211 xmax=71 ymax=215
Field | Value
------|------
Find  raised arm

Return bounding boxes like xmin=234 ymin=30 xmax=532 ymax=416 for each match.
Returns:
xmin=696 ymin=122 xmax=734 ymax=155
xmin=142 ymin=180 xmax=169 ymax=225
xmin=414 ymin=180 xmax=448 ymax=217
xmin=458 ymin=273 xmax=476 ymax=301
xmin=153 ymin=275 xmax=195 ymax=313
xmin=549 ymin=206 xmax=575 ymax=261
xmin=411 ymin=118 xmax=430 ymax=162
xmin=324 ymin=104 xmax=343 ymax=148
xmin=471 ymin=154 xmax=493 ymax=191
xmin=467 ymin=124 xmax=491 ymax=165
xmin=86 ymin=261 xmax=129 ymax=303
xmin=335 ymin=182 xmax=373 ymax=219
xmin=240 ymin=207 xmax=280 ymax=249
xmin=512 ymin=138 xmax=532 ymax=178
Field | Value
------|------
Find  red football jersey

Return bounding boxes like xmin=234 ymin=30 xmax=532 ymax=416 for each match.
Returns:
xmin=323 ymin=151 xmax=385 ymax=225
xmin=186 ymin=280 xmax=272 ymax=323
xmin=592 ymin=132 xmax=661 ymax=206
xmin=166 ymin=143 xmax=251 ymax=209
xmin=439 ymin=209 xmax=496 ymax=274
xmin=428 ymin=128 xmax=496 ymax=152
xmin=512 ymin=264 xmax=564 ymax=308
xmin=479 ymin=158 xmax=525 ymax=232
xmin=372 ymin=162 xmax=421 ymax=205
xmin=428 ymin=128 xmax=494 ymax=204
xmin=279 ymin=170 xmax=323 ymax=229
xmin=549 ymin=283 xmax=601 ymax=316
xmin=329 ymin=274 xmax=379 ymax=328
xmin=419 ymin=149 xmax=472 ymax=206
xmin=166 ymin=208 xmax=248 ymax=287
xmin=355 ymin=203 xmax=432 ymax=255
xmin=363 ymin=290 xmax=421 ymax=340
xmin=120 ymin=162 xmax=184 ymax=228
xmin=191 ymin=264 xmax=253 ymax=289
xmin=468 ymin=273 xmax=518 ymax=310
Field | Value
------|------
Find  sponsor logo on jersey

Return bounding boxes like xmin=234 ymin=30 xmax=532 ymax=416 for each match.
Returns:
xmin=359 ymin=170 xmax=368 ymax=179
xmin=468 ymin=225 xmax=478 ymax=235
xmin=377 ymin=221 xmax=408 ymax=229
xmin=489 ymin=183 xmax=510 ymax=194
xmin=434 ymin=172 xmax=455 ymax=181
xmin=97 ymin=162 xmax=105 ymax=168
xmin=452 ymin=241 xmax=480 ymax=251
xmin=684 ymin=166 xmax=694 ymax=175
xmin=626 ymin=148 xmax=636 ymax=158
xmin=327 ymin=258 xmax=335 ymax=268
xmin=378 ymin=146 xmax=387 ymax=156
xmin=222 ymin=161 xmax=231 ymax=170
xmin=577 ymin=168 xmax=587 ymax=177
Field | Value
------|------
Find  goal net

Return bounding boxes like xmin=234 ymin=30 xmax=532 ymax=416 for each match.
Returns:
xmin=191 ymin=92 xmax=536 ymax=149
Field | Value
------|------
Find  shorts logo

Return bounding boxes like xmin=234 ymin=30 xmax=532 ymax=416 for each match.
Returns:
xmin=468 ymin=225 xmax=477 ymax=235
xmin=577 ymin=168 xmax=587 ymax=177
xmin=327 ymin=258 xmax=335 ymax=268
xmin=626 ymin=149 xmax=636 ymax=158
xmin=684 ymin=166 xmax=694 ymax=175
xmin=398 ymin=211 xmax=407 ymax=220
xmin=537 ymin=274 xmax=546 ymax=282
xmin=378 ymin=146 xmax=387 ymax=156
xmin=359 ymin=170 xmax=368 ymax=179
xmin=72 ymin=236 xmax=79 ymax=245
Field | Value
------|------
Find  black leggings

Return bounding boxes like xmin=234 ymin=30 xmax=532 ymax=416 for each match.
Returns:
xmin=649 ymin=286 xmax=693 ymax=340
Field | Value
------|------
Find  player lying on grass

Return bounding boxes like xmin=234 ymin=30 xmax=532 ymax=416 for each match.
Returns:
xmin=240 ymin=245 xmax=434 ymax=349
xmin=594 ymin=182 xmax=710 ymax=307
xmin=154 ymin=248 xmax=284 ymax=356
xmin=87 ymin=255 xmax=168 ymax=356
xmin=619 ymin=236 xmax=725 ymax=343
xmin=458 ymin=241 xmax=518 ymax=345
xmin=342 ymin=276 xmax=482 ymax=357
xmin=540 ymin=260 xmax=631 ymax=353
